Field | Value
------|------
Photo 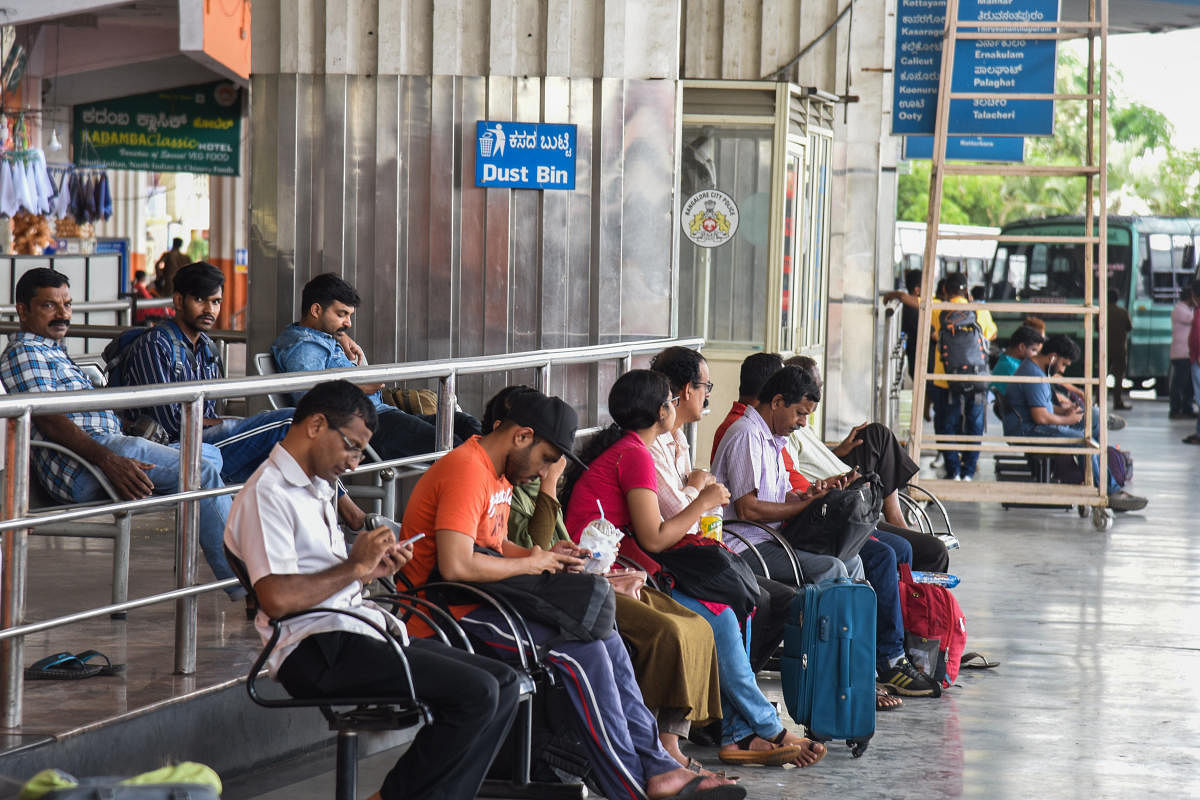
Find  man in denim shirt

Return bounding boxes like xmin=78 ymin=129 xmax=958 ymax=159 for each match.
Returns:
xmin=0 ymin=268 xmax=241 ymax=599
xmin=271 ymin=273 xmax=479 ymax=460
xmin=118 ymin=262 xmax=294 ymax=484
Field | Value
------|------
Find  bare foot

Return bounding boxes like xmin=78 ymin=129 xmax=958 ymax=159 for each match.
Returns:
xmin=646 ymin=767 xmax=737 ymax=799
xmin=777 ymin=731 xmax=826 ymax=767
xmin=660 ymin=732 xmax=689 ymax=768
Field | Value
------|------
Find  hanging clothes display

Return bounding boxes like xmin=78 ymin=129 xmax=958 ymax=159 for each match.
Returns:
xmin=0 ymin=146 xmax=56 ymax=218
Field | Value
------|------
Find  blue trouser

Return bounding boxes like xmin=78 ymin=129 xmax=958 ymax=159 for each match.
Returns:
xmin=1025 ymin=419 xmax=1120 ymax=493
xmin=860 ymin=532 xmax=912 ymax=671
xmin=1169 ymin=358 xmax=1195 ymax=415
xmin=1193 ymin=364 xmax=1200 ymax=436
xmin=72 ymin=433 xmax=238 ymax=595
xmin=461 ymin=610 xmax=679 ymax=800
xmin=932 ymin=386 xmax=985 ymax=478
xmin=203 ymin=408 xmax=294 ymax=484
xmin=669 ymin=590 xmax=784 ymax=746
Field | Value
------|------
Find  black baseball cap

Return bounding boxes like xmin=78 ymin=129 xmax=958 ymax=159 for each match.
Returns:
xmin=504 ymin=390 xmax=586 ymax=469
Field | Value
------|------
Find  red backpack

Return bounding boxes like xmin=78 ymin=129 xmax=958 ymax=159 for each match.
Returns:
xmin=899 ymin=563 xmax=967 ymax=687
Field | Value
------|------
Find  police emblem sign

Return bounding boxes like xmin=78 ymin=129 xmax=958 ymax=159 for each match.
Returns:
xmin=681 ymin=190 xmax=739 ymax=248
xmin=475 ymin=121 xmax=577 ymax=190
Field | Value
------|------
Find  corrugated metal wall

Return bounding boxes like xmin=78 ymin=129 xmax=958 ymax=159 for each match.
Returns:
xmin=249 ymin=0 xmax=682 ymax=416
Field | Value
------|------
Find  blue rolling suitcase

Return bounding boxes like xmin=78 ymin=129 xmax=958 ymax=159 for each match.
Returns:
xmin=781 ymin=577 xmax=876 ymax=757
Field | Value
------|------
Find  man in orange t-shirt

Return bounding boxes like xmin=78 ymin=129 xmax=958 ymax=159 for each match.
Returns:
xmin=399 ymin=390 xmax=742 ymax=800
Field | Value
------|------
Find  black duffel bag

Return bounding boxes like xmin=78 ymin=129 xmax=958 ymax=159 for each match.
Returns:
xmin=651 ymin=536 xmax=761 ymax=622
xmin=780 ymin=472 xmax=883 ymax=561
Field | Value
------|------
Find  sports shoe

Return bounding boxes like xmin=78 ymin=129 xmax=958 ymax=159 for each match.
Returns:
xmin=877 ymin=658 xmax=940 ymax=697
xmin=1108 ymin=414 xmax=1126 ymax=431
xmin=960 ymin=475 xmax=973 ymax=482
xmin=1107 ymin=490 xmax=1148 ymax=513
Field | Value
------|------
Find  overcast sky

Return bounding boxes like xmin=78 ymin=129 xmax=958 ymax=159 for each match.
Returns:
xmin=1089 ymin=28 xmax=1200 ymax=152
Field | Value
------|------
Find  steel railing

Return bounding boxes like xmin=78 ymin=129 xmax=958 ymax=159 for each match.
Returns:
xmin=0 ymin=335 xmax=702 ymax=727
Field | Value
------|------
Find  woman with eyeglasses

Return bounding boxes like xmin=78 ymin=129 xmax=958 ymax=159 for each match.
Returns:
xmin=563 ymin=370 xmax=826 ymax=770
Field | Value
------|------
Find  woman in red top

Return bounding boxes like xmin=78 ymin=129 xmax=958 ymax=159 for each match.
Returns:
xmin=564 ymin=370 xmax=825 ymax=769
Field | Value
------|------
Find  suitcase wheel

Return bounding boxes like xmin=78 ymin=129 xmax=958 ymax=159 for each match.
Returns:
xmin=848 ymin=738 xmax=870 ymax=758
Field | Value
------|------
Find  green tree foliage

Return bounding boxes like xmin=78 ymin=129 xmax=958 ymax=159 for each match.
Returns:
xmin=897 ymin=49 xmax=1198 ymax=223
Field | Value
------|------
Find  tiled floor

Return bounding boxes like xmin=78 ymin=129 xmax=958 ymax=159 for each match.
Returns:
xmin=10 ymin=398 xmax=1200 ymax=798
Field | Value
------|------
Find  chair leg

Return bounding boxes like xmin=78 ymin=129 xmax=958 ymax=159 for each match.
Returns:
xmin=335 ymin=731 xmax=358 ymax=800
xmin=514 ymin=695 xmax=533 ymax=784
xmin=111 ymin=513 xmax=131 ymax=619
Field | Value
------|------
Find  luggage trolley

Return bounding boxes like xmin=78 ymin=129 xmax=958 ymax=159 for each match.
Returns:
xmin=903 ymin=0 xmax=1116 ymax=531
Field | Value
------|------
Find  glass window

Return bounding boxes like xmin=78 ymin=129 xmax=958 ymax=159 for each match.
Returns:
xmin=779 ymin=152 xmax=802 ymax=352
xmin=800 ymin=131 xmax=832 ymax=348
xmin=677 ymin=126 xmax=773 ymax=348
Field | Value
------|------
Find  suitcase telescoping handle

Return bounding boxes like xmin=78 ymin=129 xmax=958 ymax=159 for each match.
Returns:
xmin=838 ymin=622 xmax=851 ymax=697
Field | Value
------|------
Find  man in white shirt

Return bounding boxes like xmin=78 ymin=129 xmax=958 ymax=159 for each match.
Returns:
xmin=224 ymin=380 xmax=520 ymax=800
xmin=648 ymin=346 xmax=796 ymax=672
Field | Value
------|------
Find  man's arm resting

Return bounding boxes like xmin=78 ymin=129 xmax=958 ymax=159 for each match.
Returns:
xmin=436 ymin=529 xmax=573 ymax=581
xmin=732 ymin=489 xmax=815 ymax=524
xmin=33 ymin=414 xmax=154 ymax=499
xmin=1030 ymin=405 xmax=1082 ymax=427
xmin=254 ymin=561 xmax=369 ymax=619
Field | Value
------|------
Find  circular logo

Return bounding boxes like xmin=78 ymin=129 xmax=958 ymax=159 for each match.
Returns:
xmin=681 ymin=190 xmax=739 ymax=248
xmin=213 ymin=84 xmax=239 ymax=107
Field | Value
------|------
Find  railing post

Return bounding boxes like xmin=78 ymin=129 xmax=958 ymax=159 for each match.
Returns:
xmin=1 ymin=412 xmax=32 ymax=727
xmin=436 ymin=373 xmax=456 ymax=452
xmin=536 ymin=363 xmax=552 ymax=393
xmin=122 ymin=294 xmax=135 ymax=327
xmin=174 ymin=397 xmax=204 ymax=675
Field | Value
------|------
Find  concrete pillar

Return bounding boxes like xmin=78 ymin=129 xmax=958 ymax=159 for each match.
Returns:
xmin=209 ymin=173 xmax=248 ymax=329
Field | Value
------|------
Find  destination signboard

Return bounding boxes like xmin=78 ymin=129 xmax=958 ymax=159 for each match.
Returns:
xmin=892 ymin=0 xmax=1058 ymax=137
xmin=904 ymin=135 xmax=1025 ymax=161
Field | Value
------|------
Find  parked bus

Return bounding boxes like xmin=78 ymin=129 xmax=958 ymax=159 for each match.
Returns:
xmin=985 ymin=215 xmax=1200 ymax=390
xmin=894 ymin=221 xmax=999 ymax=289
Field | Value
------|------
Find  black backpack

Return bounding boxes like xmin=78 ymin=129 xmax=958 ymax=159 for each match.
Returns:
xmin=938 ymin=307 xmax=990 ymax=395
xmin=651 ymin=539 xmax=762 ymax=622
xmin=780 ymin=472 xmax=883 ymax=561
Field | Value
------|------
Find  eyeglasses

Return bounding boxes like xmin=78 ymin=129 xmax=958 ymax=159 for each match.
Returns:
xmin=665 ymin=396 xmax=680 ymax=408
xmin=692 ymin=380 xmax=714 ymax=395
xmin=333 ymin=427 xmax=368 ymax=459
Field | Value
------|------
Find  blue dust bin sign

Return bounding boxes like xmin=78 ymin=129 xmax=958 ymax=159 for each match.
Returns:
xmin=475 ymin=121 xmax=577 ymax=190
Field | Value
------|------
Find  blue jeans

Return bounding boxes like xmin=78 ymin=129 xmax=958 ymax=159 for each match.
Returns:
xmin=670 ymin=590 xmax=783 ymax=746
xmin=204 ymin=409 xmax=294 ymax=483
xmin=1025 ymin=419 xmax=1120 ymax=494
xmin=932 ymin=386 xmax=986 ymax=478
xmin=860 ymin=532 xmax=911 ymax=671
xmin=1169 ymin=358 xmax=1195 ymax=415
xmin=72 ymin=433 xmax=238 ymax=595
xmin=737 ymin=538 xmax=864 ymax=584
xmin=1193 ymin=364 xmax=1200 ymax=436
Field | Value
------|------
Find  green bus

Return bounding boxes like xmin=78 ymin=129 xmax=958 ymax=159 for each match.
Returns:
xmin=986 ymin=215 xmax=1200 ymax=390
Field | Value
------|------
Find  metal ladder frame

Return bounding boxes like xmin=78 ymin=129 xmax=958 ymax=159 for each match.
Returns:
xmin=905 ymin=0 xmax=1115 ymax=529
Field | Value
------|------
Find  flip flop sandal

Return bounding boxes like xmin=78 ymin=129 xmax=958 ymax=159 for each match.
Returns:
xmin=960 ymin=652 xmax=1000 ymax=669
xmin=75 ymin=650 xmax=125 ymax=676
xmin=718 ymin=734 xmax=805 ymax=767
xmin=25 ymin=652 xmax=103 ymax=681
xmin=685 ymin=758 xmax=738 ymax=782
xmin=661 ymin=775 xmax=746 ymax=800
xmin=1183 ymin=434 xmax=1200 ymax=445
xmin=876 ymin=687 xmax=904 ymax=710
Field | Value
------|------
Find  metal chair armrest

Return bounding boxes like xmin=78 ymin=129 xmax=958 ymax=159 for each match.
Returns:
xmin=412 ymin=581 xmax=540 ymax=673
xmin=722 ymin=518 xmax=806 ymax=585
xmin=29 ymin=440 xmax=122 ymax=502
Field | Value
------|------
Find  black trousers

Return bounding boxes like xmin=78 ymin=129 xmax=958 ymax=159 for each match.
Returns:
xmin=278 ymin=633 xmax=521 ymax=800
xmin=370 ymin=408 xmax=479 ymax=460
xmin=878 ymin=524 xmax=951 ymax=572
xmin=749 ymin=576 xmax=796 ymax=673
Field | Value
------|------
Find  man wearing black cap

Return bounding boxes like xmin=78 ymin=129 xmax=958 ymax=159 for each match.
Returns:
xmin=399 ymin=389 xmax=742 ymax=800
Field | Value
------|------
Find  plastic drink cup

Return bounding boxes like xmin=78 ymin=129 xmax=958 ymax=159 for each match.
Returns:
xmin=699 ymin=514 xmax=723 ymax=542
xmin=579 ymin=501 xmax=623 ymax=574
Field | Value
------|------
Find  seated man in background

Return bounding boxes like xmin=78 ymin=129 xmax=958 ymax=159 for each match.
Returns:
xmin=224 ymin=380 xmax=521 ymax=800
xmin=271 ymin=273 xmax=480 ymax=460
xmin=712 ymin=352 xmax=785 ymax=454
xmin=990 ymin=325 xmax=1045 ymax=400
xmin=398 ymin=388 xmax=743 ymax=800
xmin=783 ymin=355 xmax=950 ymax=574
xmin=712 ymin=366 xmax=938 ymax=698
xmin=1003 ymin=334 xmax=1148 ymax=512
xmin=118 ymin=262 xmax=294 ymax=484
xmin=0 ymin=268 xmax=240 ymax=600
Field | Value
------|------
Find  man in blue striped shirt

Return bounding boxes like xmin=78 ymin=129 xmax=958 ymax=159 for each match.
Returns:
xmin=0 ymin=268 xmax=241 ymax=598
xmin=117 ymin=262 xmax=293 ymax=484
